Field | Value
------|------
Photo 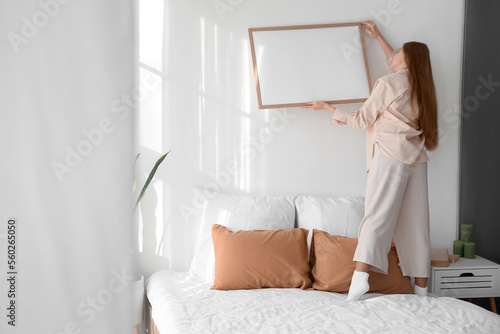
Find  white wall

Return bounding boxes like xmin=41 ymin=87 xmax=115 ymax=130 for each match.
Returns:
xmin=139 ymin=0 xmax=464 ymax=272
xmin=1 ymin=1 xmax=135 ymax=333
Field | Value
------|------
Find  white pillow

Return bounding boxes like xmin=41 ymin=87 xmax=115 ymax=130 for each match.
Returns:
xmin=295 ymin=196 xmax=365 ymax=253
xmin=189 ymin=189 xmax=295 ymax=282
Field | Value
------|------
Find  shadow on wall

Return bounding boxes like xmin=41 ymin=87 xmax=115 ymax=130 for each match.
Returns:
xmin=138 ymin=180 xmax=170 ymax=278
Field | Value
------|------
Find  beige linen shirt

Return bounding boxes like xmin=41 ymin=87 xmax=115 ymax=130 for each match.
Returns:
xmin=332 ymin=68 xmax=429 ymax=173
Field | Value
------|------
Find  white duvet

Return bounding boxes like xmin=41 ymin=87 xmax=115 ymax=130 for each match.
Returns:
xmin=147 ymin=270 xmax=500 ymax=334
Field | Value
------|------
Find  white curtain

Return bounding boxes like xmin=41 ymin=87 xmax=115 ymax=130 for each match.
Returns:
xmin=1 ymin=1 xmax=137 ymax=333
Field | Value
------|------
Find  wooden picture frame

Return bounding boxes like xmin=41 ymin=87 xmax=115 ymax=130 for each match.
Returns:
xmin=249 ymin=22 xmax=372 ymax=109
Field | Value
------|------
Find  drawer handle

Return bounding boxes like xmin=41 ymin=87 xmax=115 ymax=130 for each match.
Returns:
xmin=459 ymin=272 xmax=475 ymax=277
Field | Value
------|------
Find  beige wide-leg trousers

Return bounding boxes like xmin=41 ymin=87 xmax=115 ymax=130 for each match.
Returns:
xmin=353 ymin=142 xmax=431 ymax=277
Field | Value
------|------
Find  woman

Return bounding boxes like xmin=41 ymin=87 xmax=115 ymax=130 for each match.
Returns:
xmin=301 ymin=20 xmax=439 ymax=301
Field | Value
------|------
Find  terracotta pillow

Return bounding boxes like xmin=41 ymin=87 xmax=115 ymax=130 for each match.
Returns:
xmin=310 ymin=229 xmax=413 ymax=294
xmin=211 ymin=224 xmax=312 ymax=290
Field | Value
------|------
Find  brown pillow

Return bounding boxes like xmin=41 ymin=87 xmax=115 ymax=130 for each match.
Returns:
xmin=211 ymin=224 xmax=312 ymax=290
xmin=310 ymin=229 xmax=413 ymax=294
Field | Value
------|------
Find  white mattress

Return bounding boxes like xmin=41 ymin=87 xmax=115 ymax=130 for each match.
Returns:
xmin=147 ymin=269 xmax=500 ymax=334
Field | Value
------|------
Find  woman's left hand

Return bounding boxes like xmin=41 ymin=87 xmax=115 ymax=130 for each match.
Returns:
xmin=300 ymin=101 xmax=336 ymax=113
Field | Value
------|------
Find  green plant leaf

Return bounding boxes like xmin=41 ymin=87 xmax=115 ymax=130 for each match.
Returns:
xmin=134 ymin=150 xmax=170 ymax=211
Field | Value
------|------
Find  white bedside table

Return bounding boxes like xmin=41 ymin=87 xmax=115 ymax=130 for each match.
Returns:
xmin=429 ymin=255 xmax=499 ymax=313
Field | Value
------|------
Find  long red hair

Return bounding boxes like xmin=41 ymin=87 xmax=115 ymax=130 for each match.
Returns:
xmin=403 ymin=41 xmax=439 ymax=151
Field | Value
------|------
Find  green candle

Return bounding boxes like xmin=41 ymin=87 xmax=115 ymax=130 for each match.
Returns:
xmin=464 ymin=241 xmax=476 ymax=259
xmin=453 ymin=240 xmax=464 ymax=257
xmin=461 ymin=224 xmax=473 ymax=242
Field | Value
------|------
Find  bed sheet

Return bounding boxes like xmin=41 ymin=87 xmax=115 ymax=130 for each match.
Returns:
xmin=146 ymin=269 xmax=500 ymax=334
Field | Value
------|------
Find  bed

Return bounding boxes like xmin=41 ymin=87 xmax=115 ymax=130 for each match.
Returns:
xmin=146 ymin=270 xmax=500 ymax=334
xmin=145 ymin=190 xmax=500 ymax=333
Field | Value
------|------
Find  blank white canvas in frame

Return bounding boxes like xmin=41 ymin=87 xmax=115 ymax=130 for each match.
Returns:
xmin=249 ymin=23 xmax=372 ymax=109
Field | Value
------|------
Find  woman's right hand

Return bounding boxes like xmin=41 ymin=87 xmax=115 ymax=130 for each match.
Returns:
xmin=361 ymin=20 xmax=393 ymax=60
xmin=361 ymin=20 xmax=381 ymax=38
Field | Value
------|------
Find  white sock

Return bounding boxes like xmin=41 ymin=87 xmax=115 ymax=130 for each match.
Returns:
xmin=414 ymin=285 xmax=428 ymax=297
xmin=346 ymin=270 xmax=370 ymax=301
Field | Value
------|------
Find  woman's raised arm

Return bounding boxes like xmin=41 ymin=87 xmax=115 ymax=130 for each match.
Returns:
xmin=361 ymin=20 xmax=393 ymax=59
